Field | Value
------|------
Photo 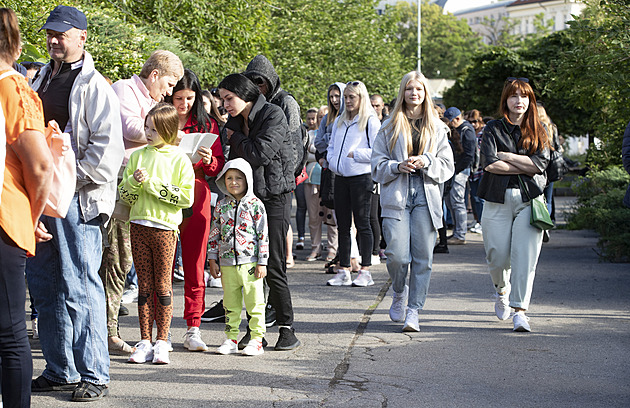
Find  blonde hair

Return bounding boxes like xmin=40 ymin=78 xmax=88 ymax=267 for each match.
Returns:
xmin=337 ymin=81 xmax=373 ymax=132
xmin=139 ymin=50 xmax=184 ymax=80
xmin=146 ymin=103 xmax=179 ymax=145
xmin=384 ymin=71 xmax=442 ymax=155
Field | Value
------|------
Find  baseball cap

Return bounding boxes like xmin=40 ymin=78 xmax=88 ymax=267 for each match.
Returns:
xmin=39 ymin=5 xmax=87 ymax=32
xmin=444 ymin=107 xmax=461 ymax=122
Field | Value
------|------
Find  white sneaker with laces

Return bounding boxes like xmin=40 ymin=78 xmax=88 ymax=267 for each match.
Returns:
xmin=152 ymin=339 xmax=170 ymax=364
xmin=389 ymin=285 xmax=408 ymax=322
xmin=402 ymin=308 xmax=420 ymax=332
xmin=513 ymin=311 xmax=531 ymax=332
xmin=128 ymin=340 xmax=153 ymax=363
xmin=470 ymin=222 xmax=483 ymax=234
xmin=183 ymin=327 xmax=208 ymax=351
xmin=327 ymin=270 xmax=351 ymax=286
xmin=352 ymin=270 xmax=374 ymax=287
xmin=121 ymin=285 xmax=138 ymax=304
xmin=494 ymin=292 xmax=511 ymax=320
xmin=242 ymin=339 xmax=264 ymax=356
xmin=217 ymin=338 xmax=238 ymax=355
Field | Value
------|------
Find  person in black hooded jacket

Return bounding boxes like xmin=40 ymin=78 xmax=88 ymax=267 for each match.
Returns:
xmin=218 ymin=73 xmax=300 ymax=351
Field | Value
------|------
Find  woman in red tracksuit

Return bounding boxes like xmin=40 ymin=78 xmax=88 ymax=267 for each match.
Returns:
xmin=167 ymin=69 xmax=225 ymax=351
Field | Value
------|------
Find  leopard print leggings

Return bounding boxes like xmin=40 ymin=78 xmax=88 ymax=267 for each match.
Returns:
xmin=130 ymin=223 xmax=177 ymax=342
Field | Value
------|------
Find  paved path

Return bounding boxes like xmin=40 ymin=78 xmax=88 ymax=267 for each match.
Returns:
xmin=28 ymin=198 xmax=630 ymax=407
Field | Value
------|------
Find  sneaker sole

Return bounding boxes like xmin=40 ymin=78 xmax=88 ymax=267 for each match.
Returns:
xmin=352 ymin=280 xmax=374 ymax=287
xmin=402 ymin=325 xmax=420 ymax=332
xmin=326 ymin=281 xmax=352 ymax=286
xmin=265 ymin=320 xmax=276 ymax=328
xmin=274 ymin=339 xmax=301 ymax=351
xmin=184 ymin=344 xmax=208 ymax=351
xmin=200 ymin=316 xmax=225 ymax=323
xmin=514 ymin=325 xmax=531 ymax=332
xmin=216 ymin=349 xmax=238 ymax=355
xmin=242 ymin=349 xmax=264 ymax=356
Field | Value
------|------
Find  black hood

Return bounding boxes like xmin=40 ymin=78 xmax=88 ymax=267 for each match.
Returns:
xmin=245 ymin=54 xmax=280 ymax=101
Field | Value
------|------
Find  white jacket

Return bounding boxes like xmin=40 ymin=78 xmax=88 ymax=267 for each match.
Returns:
xmin=327 ymin=115 xmax=380 ymax=177
xmin=32 ymin=51 xmax=124 ymax=223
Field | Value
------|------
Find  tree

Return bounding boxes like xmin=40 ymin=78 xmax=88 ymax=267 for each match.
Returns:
xmin=381 ymin=0 xmax=483 ymax=78
xmin=479 ymin=15 xmax=521 ymax=47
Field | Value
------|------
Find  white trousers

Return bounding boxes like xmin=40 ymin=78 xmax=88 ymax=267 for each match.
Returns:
xmin=481 ymin=188 xmax=543 ymax=310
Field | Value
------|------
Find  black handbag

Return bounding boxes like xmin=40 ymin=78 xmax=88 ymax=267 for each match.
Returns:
xmin=546 ymin=149 xmax=569 ymax=182
xmin=319 ymin=167 xmax=335 ymax=209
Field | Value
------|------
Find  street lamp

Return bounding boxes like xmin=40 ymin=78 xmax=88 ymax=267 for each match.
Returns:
xmin=417 ymin=0 xmax=421 ymax=73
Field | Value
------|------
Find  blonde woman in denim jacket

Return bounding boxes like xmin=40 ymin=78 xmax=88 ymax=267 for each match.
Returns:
xmin=371 ymin=72 xmax=454 ymax=332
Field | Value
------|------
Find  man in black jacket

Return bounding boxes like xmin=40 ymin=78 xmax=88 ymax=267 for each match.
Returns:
xmin=444 ymin=107 xmax=477 ymax=245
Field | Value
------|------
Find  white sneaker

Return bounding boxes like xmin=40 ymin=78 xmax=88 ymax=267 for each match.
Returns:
xmin=469 ymin=222 xmax=483 ymax=234
xmin=327 ymin=270 xmax=351 ymax=286
xmin=389 ymin=285 xmax=408 ymax=322
xmin=371 ymin=255 xmax=381 ymax=265
xmin=128 ymin=340 xmax=153 ymax=363
xmin=152 ymin=339 xmax=170 ymax=364
xmin=352 ymin=270 xmax=374 ymax=287
xmin=217 ymin=338 xmax=238 ymax=355
xmin=121 ymin=285 xmax=138 ymax=304
xmin=402 ymin=308 xmax=420 ymax=332
xmin=513 ymin=311 xmax=531 ymax=332
xmin=32 ymin=318 xmax=39 ymax=339
xmin=183 ymin=327 xmax=208 ymax=351
xmin=494 ymin=292 xmax=511 ymax=320
xmin=242 ymin=339 xmax=264 ymax=356
xmin=208 ymin=276 xmax=222 ymax=288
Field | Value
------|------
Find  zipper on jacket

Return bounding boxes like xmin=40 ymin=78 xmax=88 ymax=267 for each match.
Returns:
xmin=232 ymin=200 xmax=240 ymax=261
xmin=41 ymin=61 xmax=65 ymax=93
xmin=336 ymin=122 xmax=356 ymax=172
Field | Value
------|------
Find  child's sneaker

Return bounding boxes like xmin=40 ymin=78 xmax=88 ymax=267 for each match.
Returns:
xmin=183 ymin=327 xmax=208 ymax=351
xmin=152 ymin=339 xmax=170 ymax=364
xmin=327 ymin=270 xmax=351 ymax=286
xmin=128 ymin=340 xmax=153 ymax=363
xmin=242 ymin=339 xmax=265 ymax=356
xmin=217 ymin=338 xmax=238 ymax=355
xmin=352 ymin=270 xmax=374 ymax=287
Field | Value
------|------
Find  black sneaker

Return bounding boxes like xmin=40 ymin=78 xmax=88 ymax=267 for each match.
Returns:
xmin=265 ymin=304 xmax=277 ymax=327
xmin=275 ymin=327 xmax=300 ymax=351
xmin=200 ymin=300 xmax=225 ymax=323
xmin=118 ymin=304 xmax=129 ymax=316
xmin=237 ymin=327 xmax=268 ymax=350
xmin=433 ymin=244 xmax=449 ymax=254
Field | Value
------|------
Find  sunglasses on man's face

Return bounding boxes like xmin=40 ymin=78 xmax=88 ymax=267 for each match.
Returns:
xmin=506 ymin=77 xmax=529 ymax=83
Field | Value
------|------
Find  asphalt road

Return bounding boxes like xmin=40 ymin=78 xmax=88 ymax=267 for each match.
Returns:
xmin=27 ymin=197 xmax=630 ymax=407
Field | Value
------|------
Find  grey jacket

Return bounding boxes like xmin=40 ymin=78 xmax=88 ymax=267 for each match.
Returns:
xmin=371 ymin=119 xmax=454 ymax=229
xmin=32 ymin=51 xmax=124 ymax=223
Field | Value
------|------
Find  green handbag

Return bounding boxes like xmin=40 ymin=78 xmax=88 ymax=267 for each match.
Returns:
xmin=518 ymin=176 xmax=554 ymax=230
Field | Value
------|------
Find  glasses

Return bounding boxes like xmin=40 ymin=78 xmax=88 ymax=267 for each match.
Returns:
xmin=469 ymin=119 xmax=478 ymax=123
xmin=506 ymin=77 xmax=529 ymax=83
xmin=346 ymin=81 xmax=362 ymax=86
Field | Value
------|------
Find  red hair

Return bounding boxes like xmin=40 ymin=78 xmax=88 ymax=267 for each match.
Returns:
xmin=499 ymin=79 xmax=550 ymax=154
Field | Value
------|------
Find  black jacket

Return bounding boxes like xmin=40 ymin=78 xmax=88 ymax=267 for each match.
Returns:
xmin=478 ymin=118 xmax=550 ymax=204
xmin=226 ymin=94 xmax=295 ymax=200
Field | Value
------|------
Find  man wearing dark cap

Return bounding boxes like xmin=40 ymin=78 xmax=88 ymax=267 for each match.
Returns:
xmin=26 ymin=5 xmax=124 ymax=402
xmin=443 ymin=106 xmax=477 ymax=245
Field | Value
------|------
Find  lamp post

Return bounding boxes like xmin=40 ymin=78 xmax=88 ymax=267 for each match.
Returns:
xmin=417 ymin=0 xmax=421 ymax=72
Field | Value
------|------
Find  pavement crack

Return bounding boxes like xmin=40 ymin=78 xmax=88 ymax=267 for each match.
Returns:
xmin=328 ymin=279 xmax=391 ymax=389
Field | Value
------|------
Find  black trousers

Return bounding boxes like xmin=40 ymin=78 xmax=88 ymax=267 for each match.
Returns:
xmin=334 ymin=173 xmax=373 ymax=268
xmin=262 ymin=193 xmax=295 ymax=327
xmin=0 ymin=227 xmax=32 ymax=408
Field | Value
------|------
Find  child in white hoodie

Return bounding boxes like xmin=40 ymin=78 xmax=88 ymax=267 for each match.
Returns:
xmin=207 ymin=158 xmax=268 ymax=356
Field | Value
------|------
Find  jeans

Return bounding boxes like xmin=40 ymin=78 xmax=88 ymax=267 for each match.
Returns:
xmin=294 ymin=182 xmax=307 ymax=239
xmin=469 ymin=177 xmax=484 ymax=221
xmin=446 ymin=169 xmax=470 ymax=240
xmin=26 ymin=195 xmax=110 ymax=385
xmin=125 ymin=264 xmax=138 ymax=288
xmin=481 ymin=189 xmax=543 ymax=310
xmin=382 ymin=174 xmax=436 ymax=310
xmin=334 ymin=173 xmax=373 ymax=268
xmin=0 ymin=227 xmax=32 ymax=407
xmin=543 ymin=182 xmax=554 ymax=219
xmin=262 ymin=193 xmax=295 ymax=327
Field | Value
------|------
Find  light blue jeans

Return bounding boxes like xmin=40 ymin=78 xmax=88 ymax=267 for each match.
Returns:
xmin=382 ymin=175 xmax=437 ymax=310
xmin=26 ymin=194 xmax=110 ymax=385
xmin=446 ymin=168 xmax=470 ymax=240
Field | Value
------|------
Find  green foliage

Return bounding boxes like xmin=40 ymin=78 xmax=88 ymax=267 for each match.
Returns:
xmin=381 ymin=0 xmax=483 ymax=78
xmin=567 ymin=167 xmax=630 ymax=262
xmin=479 ymin=15 xmax=521 ymax=48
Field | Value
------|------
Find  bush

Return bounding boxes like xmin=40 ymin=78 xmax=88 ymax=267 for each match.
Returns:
xmin=567 ymin=166 xmax=630 ymax=262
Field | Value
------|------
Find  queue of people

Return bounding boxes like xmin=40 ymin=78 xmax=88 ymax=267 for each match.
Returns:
xmin=1 ymin=4 xmax=559 ymax=406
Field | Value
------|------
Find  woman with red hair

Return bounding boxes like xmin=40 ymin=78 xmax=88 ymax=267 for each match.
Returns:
xmin=478 ymin=77 xmax=550 ymax=332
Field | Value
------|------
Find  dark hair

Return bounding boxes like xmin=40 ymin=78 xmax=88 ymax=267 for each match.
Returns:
xmin=499 ymin=79 xmax=549 ymax=154
xmin=218 ymin=73 xmax=260 ymax=103
xmin=0 ymin=8 xmax=21 ymax=61
xmin=202 ymin=89 xmax=226 ymax=126
xmin=165 ymin=68 xmax=211 ymax=133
